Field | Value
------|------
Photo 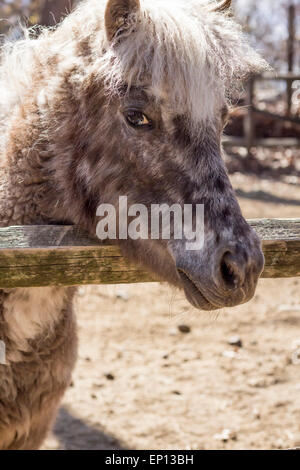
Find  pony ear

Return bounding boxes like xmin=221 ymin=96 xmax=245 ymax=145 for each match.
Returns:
xmin=105 ymin=0 xmax=141 ymax=42
xmin=212 ymin=0 xmax=232 ymax=12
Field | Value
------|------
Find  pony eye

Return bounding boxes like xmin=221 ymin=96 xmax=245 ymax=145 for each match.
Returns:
xmin=125 ymin=110 xmax=152 ymax=129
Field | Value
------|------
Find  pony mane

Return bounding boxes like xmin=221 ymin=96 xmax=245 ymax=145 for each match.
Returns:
xmin=98 ymin=0 xmax=269 ymax=123
xmin=0 ymin=0 xmax=269 ymax=139
xmin=0 ymin=27 xmax=46 ymax=151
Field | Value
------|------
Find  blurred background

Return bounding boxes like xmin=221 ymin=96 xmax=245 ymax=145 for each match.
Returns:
xmin=1 ymin=0 xmax=300 ymax=451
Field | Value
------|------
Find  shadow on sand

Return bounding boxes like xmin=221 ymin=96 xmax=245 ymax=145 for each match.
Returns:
xmin=53 ymin=406 xmax=128 ymax=450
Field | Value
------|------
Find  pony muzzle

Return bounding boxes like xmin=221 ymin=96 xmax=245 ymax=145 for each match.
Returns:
xmin=173 ymin=231 xmax=265 ymax=311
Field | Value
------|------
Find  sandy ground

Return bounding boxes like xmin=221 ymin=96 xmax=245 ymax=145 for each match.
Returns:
xmin=43 ymin=161 xmax=300 ymax=450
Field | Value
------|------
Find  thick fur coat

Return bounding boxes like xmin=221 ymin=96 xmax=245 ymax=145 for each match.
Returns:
xmin=0 ymin=0 xmax=267 ymax=449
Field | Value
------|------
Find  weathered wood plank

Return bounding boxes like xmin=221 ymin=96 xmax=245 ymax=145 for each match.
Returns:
xmin=0 ymin=219 xmax=299 ymax=287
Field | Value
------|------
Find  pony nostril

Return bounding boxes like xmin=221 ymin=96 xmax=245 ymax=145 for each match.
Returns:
xmin=220 ymin=252 xmax=243 ymax=289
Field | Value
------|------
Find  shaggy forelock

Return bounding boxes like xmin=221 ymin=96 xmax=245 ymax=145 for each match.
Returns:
xmin=98 ymin=0 xmax=269 ymax=125
xmin=0 ymin=0 xmax=270 ymax=138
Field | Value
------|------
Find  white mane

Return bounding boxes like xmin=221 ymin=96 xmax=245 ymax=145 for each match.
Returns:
xmin=0 ymin=0 xmax=269 ymax=143
xmin=98 ymin=0 xmax=269 ymax=123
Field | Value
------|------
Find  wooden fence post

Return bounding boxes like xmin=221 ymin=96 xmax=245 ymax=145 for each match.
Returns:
xmin=244 ymin=78 xmax=255 ymax=157
xmin=287 ymin=4 xmax=295 ymax=116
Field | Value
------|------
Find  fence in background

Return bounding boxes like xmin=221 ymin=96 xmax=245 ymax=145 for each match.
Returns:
xmin=223 ymin=72 xmax=300 ymax=154
xmin=223 ymin=5 xmax=300 ymax=155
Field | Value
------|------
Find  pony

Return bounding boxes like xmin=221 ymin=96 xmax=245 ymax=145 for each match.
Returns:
xmin=0 ymin=0 xmax=268 ymax=449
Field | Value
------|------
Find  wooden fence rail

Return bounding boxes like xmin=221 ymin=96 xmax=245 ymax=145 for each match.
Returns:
xmin=0 ymin=219 xmax=300 ymax=288
xmin=224 ymin=72 xmax=300 ymax=152
xmin=222 ymin=136 xmax=300 ymax=149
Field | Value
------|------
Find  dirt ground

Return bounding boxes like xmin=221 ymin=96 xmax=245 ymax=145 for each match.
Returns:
xmin=43 ymin=151 xmax=300 ymax=450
